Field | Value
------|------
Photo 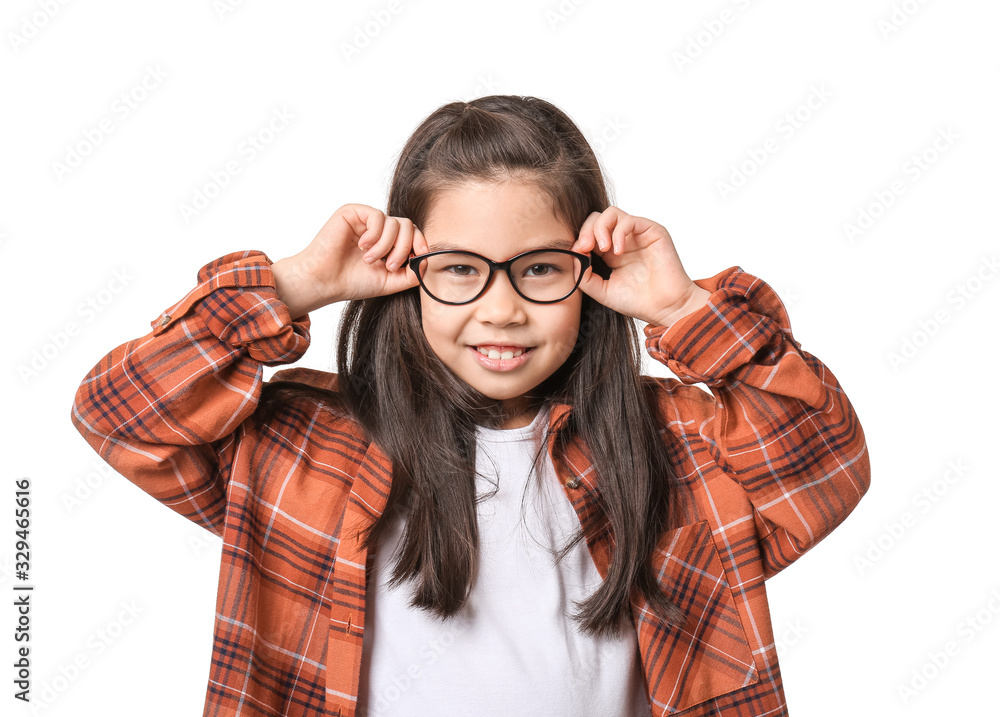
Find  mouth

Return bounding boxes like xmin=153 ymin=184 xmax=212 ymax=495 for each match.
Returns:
xmin=471 ymin=344 xmax=532 ymax=360
xmin=468 ymin=345 xmax=535 ymax=372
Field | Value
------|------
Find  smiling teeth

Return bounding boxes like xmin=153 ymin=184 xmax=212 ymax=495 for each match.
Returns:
xmin=477 ymin=347 xmax=524 ymax=359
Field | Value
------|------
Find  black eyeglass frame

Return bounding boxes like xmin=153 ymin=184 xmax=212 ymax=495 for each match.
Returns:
xmin=407 ymin=248 xmax=592 ymax=306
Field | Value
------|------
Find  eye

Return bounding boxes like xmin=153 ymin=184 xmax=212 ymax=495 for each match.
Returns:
xmin=522 ymin=263 xmax=562 ymax=277
xmin=442 ymin=264 xmax=479 ymax=277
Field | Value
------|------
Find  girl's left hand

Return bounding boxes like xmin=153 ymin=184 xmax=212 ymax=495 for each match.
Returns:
xmin=571 ymin=207 xmax=711 ymax=327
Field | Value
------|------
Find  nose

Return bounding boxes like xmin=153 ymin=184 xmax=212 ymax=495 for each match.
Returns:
xmin=474 ymin=270 xmax=527 ymax=325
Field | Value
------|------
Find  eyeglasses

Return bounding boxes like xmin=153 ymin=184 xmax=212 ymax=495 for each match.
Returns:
xmin=407 ymin=249 xmax=591 ymax=305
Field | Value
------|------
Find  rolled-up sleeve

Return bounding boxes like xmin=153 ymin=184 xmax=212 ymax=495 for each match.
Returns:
xmin=71 ymin=250 xmax=311 ymax=534
xmin=645 ymin=266 xmax=871 ymax=577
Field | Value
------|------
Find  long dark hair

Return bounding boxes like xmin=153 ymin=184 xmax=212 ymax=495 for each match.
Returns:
xmin=261 ymin=95 xmax=686 ymax=636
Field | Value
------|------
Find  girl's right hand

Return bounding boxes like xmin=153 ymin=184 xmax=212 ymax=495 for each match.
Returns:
xmin=271 ymin=203 xmax=429 ymax=319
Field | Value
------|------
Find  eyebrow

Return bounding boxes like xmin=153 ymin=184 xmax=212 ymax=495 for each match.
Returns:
xmin=429 ymin=238 xmax=574 ymax=252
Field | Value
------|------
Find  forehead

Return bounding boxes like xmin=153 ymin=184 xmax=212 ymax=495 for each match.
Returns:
xmin=421 ymin=180 xmax=575 ymax=257
xmin=428 ymin=237 xmax=574 ymax=254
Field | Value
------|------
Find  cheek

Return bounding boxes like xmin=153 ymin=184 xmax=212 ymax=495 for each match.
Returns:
xmin=419 ymin=299 xmax=463 ymax=352
xmin=551 ymin=304 xmax=583 ymax=358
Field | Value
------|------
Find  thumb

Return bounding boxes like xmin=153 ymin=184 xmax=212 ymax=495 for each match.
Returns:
xmin=383 ymin=262 xmax=420 ymax=295
xmin=576 ymin=265 xmax=607 ymax=303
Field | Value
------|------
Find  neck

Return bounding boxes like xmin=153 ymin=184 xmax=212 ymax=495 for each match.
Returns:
xmin=498 ymin=404 xmax=539 ymax=429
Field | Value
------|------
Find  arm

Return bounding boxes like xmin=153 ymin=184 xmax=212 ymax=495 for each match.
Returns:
xmin=645 ymin=266 xmax=871 ymax=578
xmin=70 ymin=251 xmax=311 ymax=535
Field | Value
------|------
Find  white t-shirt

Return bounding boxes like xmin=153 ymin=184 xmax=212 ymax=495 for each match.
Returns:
xmin=357 ymin=405 xmax=652 ymax=716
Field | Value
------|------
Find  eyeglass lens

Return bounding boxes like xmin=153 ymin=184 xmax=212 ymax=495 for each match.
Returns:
xmin=418 ymin=251 xmax=583 ymax=303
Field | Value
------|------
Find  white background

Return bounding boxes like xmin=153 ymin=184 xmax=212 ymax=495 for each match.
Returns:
xmin=2 ymin=0 xmax=998 ymax=715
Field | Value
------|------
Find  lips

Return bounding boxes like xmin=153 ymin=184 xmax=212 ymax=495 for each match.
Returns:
xmin=468 ymin=345 xmax=534 ymax=371
xmin=473 ymin=344 xmax=530 ymax=360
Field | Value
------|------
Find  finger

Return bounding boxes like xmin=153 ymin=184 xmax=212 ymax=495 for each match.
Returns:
xmin=383 ymin=260 xmax=421 ymax=294
xmin=583 ymin=212 xmax=609 ymax=252
xmin=594 ymin=207 xmax=622 ymax=252
xmin=384 ymin=220 xmax=415 ymax=273
xmin=412 ymin=225 xmax=430 ymax=255
xmin=404 ymin=227 xmax=429 ymax=279
xmin=575 ymin=263 xmax=606 ymax=303
xmin=572 ymin=211 xmax=602 ymax=253
xmin=570 ymin=231 xmax=596 ymax=255
xmin=611 ymin=215 xmax=635 ymax=254
xmin=357 ymin=207 xmax=385 ymax=250
xmin=364 ymin=216 xmax=401 ymax=264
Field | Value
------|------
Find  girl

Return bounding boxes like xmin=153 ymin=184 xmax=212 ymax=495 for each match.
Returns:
xmin=71 ymin=95 xmax=870 ymax=716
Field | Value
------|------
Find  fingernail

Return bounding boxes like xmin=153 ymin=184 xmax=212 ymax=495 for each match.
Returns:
xmin=364 ymin=255 xmax=375 ymax=264
xmin=386 ymin=261 xmax=396 ymax=271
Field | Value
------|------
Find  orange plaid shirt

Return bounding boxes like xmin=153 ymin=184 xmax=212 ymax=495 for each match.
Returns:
xmin=71 ymin=250 xmax=870 ymax=716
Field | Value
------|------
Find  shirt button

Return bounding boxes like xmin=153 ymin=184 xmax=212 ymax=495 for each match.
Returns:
xmin=158 ymin=314 xmax=171 ymax=326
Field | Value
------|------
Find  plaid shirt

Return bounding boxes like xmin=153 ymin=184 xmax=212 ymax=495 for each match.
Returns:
xmin=71 ymin=250 xmax=870 ymax=716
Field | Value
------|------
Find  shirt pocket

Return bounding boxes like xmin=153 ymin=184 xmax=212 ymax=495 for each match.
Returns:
xmin=636 ymin=519 xmax=759 ymax=713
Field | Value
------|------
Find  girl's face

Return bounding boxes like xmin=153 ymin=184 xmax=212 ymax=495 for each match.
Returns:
xmin=417 ymin=180 xmax=583 ymax=427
